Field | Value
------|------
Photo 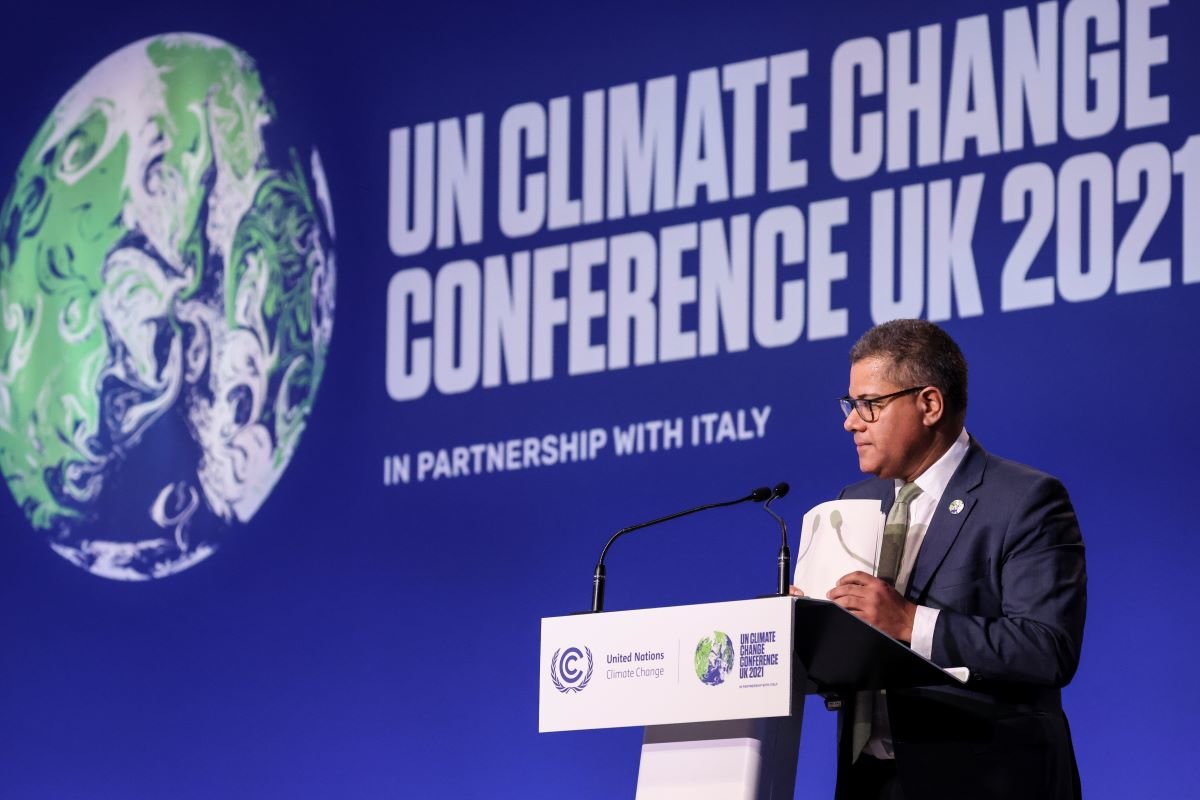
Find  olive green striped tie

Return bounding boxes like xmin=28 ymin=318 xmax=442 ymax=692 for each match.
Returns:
xmin=851 ymin=481 xmax=923 ymax=762
xmin=877 ymin=482 xmax=922 ymax=586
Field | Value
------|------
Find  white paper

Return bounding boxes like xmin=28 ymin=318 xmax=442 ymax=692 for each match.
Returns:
xmin=792 ymin=499 xmax=884 ymax=598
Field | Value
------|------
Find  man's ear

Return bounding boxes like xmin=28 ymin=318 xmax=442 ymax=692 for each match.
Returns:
xmin=919 ymin=386 xmax=945 ymax=427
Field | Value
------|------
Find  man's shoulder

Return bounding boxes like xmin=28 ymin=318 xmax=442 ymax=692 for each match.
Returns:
xmin=973 ymin=445 xmax=1069 ymax=496
xmin=839 ymin=475 xmax=892 ymax=500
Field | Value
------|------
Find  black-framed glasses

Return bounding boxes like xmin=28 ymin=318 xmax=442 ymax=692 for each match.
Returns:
xmin=838 ymin=386 xmax=925 ymax=422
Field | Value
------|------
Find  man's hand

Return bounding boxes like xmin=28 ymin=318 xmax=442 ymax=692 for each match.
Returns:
xmin=827 ymin=571 xmax=917 ymax=643
xmin=788 ymin=585 xmax=805 ymax=597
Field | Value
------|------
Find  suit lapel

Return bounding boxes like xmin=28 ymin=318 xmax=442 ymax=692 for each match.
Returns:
xmin=907 ymin=438 xmax=987 ymax=602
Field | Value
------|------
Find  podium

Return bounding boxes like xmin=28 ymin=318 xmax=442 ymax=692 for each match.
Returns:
xmin=540 ymin=596 xmax=960 ymax=799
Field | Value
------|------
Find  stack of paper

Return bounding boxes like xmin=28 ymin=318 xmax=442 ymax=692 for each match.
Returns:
xmin=792 ymin=499 xmax=885 ymax=598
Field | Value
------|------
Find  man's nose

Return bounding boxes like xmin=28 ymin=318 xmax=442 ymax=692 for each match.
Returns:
xmin=843 ymin=408 xmax=864 ymax=432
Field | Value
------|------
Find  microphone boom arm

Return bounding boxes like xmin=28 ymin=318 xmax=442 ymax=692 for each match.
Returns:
xmin=591 ymin=487 xmax=771 ymax=613
xmin=763 ymin=482 xmax=791 ymax=596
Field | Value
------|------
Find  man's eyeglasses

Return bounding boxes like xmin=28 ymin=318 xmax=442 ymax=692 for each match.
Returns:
xmin=838 ymin=386 xmax=925 ymax=422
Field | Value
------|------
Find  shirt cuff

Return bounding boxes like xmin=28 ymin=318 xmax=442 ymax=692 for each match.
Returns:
xmin=910 ymin=605 xmax=939 ymax=659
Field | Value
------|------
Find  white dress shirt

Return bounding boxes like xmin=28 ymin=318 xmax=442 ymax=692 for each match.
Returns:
xmin=864 ymin=427 xmax=970 ymax=759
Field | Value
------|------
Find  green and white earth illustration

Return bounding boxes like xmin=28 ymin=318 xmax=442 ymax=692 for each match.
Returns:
xmin=695 ymin=630 xmax=735 ymax=685
xmin=0 ymin=34 xmax=335 ymax=580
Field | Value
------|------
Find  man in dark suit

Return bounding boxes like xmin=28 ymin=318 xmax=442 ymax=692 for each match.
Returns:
xmin=804 ymin=319 xmax=1086 ymax=799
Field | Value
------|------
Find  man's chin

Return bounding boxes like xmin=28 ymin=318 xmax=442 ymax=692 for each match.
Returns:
xmin=857 ymin=456 xmax=885 ymax=477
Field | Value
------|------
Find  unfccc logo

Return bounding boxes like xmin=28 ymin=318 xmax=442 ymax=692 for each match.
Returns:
xmin=550 ymin=646 xmax=593 ymax=694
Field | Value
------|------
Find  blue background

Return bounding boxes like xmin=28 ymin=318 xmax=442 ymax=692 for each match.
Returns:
xmin=0 ymin=1 xmax=1195 ymax=796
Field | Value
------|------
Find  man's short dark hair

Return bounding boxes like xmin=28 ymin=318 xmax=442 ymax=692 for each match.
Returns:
xmin=849 ymin=319 xmax=968 ymax=419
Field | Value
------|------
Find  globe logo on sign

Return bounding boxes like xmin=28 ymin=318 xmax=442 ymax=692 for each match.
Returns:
xmin=0 ymin=34 xmax=335 ymax=580
xmin=550 ymin=646 xmax=593 ymax=693
xmin=694 ymin=631 xmax=736 ymax=686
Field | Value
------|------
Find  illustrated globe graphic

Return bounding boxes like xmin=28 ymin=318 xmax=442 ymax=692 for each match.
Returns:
xmin=0 ymin=34 xmax=336 ymax=580
xmin=694 ymin=631 xmax=735 ymax=686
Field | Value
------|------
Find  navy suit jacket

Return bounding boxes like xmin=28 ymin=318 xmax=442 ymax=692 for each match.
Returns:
xmin=836 ymin=438 xmax=1087 ymax=800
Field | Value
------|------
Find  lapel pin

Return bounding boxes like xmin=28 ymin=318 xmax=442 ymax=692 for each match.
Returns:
xmin=948 ymin=499 xmax=965 ymax=515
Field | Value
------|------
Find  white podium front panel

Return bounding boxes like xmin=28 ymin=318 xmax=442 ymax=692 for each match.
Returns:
xmin=539 ymin=597 xmax=794 ymax=733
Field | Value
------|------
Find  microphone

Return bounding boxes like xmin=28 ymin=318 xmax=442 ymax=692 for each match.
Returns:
xmin=591 ymin=486 xmax=772 ymax=613
xmin=762 ymin=482 xmax=791 ymax=596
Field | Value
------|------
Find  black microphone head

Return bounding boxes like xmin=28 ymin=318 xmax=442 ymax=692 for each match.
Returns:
xmin=772 ymin=482 xmax=790 ymax=499
xmin=749 ymin=486 xmax=772 ymax=502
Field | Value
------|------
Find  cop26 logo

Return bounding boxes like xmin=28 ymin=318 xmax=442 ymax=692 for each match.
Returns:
xmin=550 ymin=646 xmax=594 ymax=693
xmin=695 ymin=631 xmax=736 ymax=686
xmin=0 ymin=34 xmax=336 ymax=580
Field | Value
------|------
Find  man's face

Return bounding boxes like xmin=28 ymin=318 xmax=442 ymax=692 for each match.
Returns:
xmin=843 ymin=356 xmax=930 ymax=480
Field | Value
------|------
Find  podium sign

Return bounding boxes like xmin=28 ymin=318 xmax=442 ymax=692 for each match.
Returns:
xmin=539 ymin=597 xmax=795 ymax=733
